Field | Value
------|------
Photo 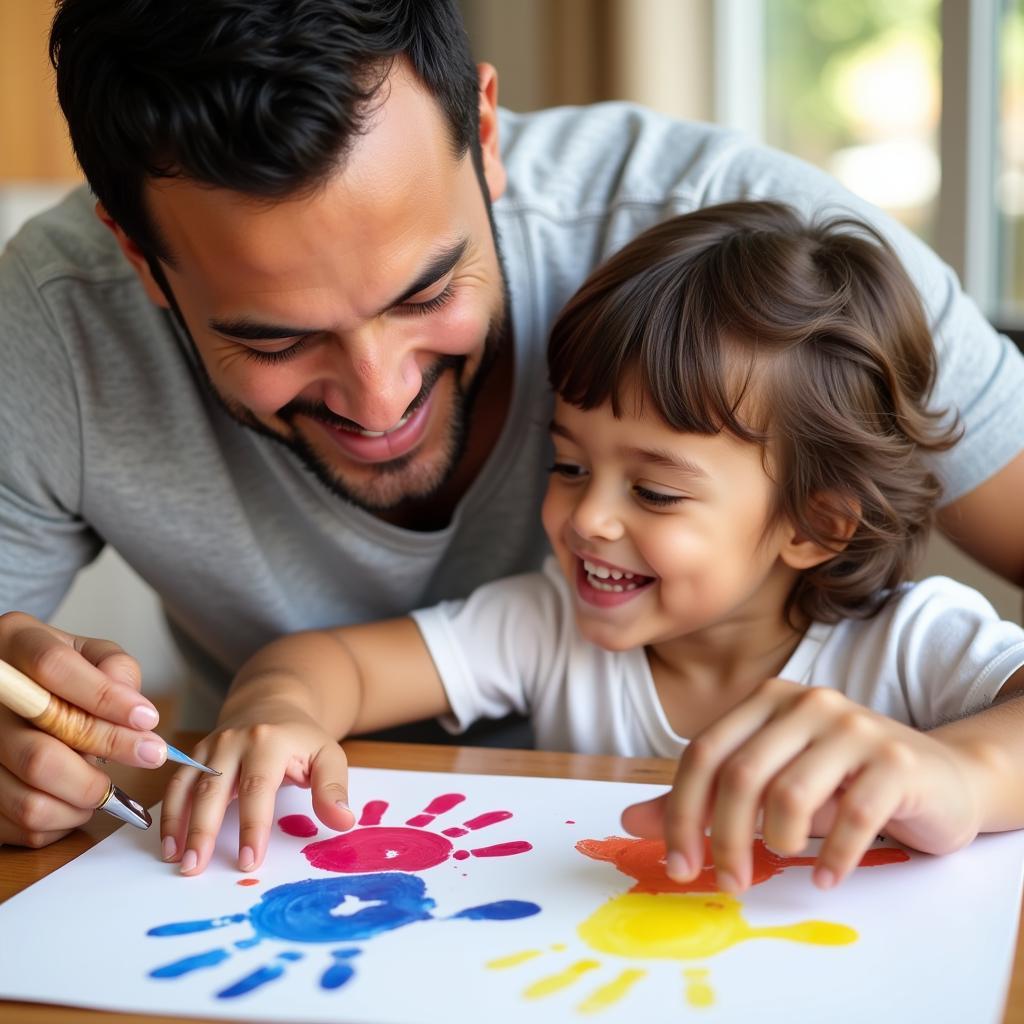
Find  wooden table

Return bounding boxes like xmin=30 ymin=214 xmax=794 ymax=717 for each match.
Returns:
xmin=1 ymin=739 xmax=1022 ymax=1023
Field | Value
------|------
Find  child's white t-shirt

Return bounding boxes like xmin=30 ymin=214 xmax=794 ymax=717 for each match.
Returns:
xmin=410 ymin=557 xmax=1024 ymax=758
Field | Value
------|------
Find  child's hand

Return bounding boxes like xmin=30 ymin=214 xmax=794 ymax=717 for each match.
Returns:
xmin=159 ymin=703 xmax=355 ymax=876
xmin=620 ymin=677 xmax=987 ymax=893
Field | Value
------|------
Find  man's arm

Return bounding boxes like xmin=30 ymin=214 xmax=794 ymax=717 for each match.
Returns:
xmin=937 ymin=449 xmax=1024 ymax=588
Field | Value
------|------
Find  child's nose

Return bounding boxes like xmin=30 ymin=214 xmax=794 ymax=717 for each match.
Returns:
xmin=570 ymin=486 xmax=625 ymax=541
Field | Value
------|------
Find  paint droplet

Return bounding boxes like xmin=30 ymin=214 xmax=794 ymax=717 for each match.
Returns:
xmin=454 ymin=850 xmax=470 ymax=861
xmin=277 ymin=814 xmax=318 ymax=838
xmin=684 ymin=968 xmax=715 ymax=1007
xmin=237 ymin=878 xmax=260 ymax=886
xmin=565 ymin=820 xmax=575 ymax=825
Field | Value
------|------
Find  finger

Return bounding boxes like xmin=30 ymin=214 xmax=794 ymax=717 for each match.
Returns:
xmin=0 ymin=812 xmax=75 ymax=849
xmin=0 ymin=709 xmax=113 ymax=810
xmin=761 ymin=723 xmax=875 ymax=855
xmin=620 ymin=792 xmax=668 ymax=839
xmin=160 ymin=764 xmax=200 ymax=864
xmin=814 ymin=757 xmax=907 ymax=889
xmin=0 ymin=761 xmax=94 ymax=839
xmin=178 ymin=768 xmax=237 ymax=875
xmin=663 ymin=694 xmax=783 ymax=883
xmin=309 ymin=742 xmax=355 ymax=834
xmin=5 ymin=625 xmax=158 ymax=731
xmin=703 ymin=688 xmax=858 ymax=890
xmin=236 ymin=753 xmax=289 ymax=873
xmin=708 ymin=723 xmax=821 ymax=894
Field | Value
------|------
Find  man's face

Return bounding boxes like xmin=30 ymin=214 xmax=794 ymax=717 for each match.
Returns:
xmin=130 ymin=62 xmax=508 ymax=513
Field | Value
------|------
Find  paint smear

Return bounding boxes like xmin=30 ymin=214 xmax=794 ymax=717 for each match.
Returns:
xmin=406 ymin=793 xmax=466 ymax=826
xmin=578 ymin=891 xmax=856 ymax=960
xmin=237 ymin=878 xmax=260 ymax=887
xmin=304 ymin=826 xmax=454 ymax=873
xmin=453 ymin=841 xmax=533 ymax=861
xmin=576 ymin=835 xmax=909 ymax=894
xmin=578 ymin=968 xmax=646 ymax=1013
xmin=277 ymin=814 xmax=318 ymax=838
xmin=358 ymin=800 xmax=389 ymax=826
xmin=525 ymin=960 xmax=600 ymax=998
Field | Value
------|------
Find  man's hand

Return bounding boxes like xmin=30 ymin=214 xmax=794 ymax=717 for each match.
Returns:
xmin=620 ymin=677 xmax=987 ymax=893
xmin=0 ymin=611 xmax=165 ymax=848
xmin=160 ymin=701 xmax=355 ymax=876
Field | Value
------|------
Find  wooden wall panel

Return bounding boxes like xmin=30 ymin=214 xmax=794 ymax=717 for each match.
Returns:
xmin=0 ymin=0 xmax=80 ymax=180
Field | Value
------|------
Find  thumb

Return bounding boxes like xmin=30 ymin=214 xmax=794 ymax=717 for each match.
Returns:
xmin=310 ymin=742 xmax=356 ymax=832
xmin=620 ymin=792 xmax=668 ymax=839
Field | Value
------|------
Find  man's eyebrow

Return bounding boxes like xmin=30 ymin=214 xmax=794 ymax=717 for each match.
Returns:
xmin=208 ymin=317 xmax=318 ymax=341
xmin=387 ymin=237 xmax=469 ymax=308
xmin=207 ymin=238 xmax=471 ymax=342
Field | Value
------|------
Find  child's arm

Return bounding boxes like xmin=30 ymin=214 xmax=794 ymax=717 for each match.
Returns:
xmin=621 ymin=667 xmax=1024 ymax=894
xmin=160 ymin=616 xmax=449 ymax=876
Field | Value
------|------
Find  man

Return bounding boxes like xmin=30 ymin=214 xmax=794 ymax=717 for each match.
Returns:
xmin=1 ymin=0 xmax=1022 ymax=850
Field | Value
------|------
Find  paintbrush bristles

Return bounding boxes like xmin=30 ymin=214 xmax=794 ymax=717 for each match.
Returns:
xmin=33 ymin=691 xmax=117 ymax=754
xmin=0 ymin=657 xmax=51 ymax=718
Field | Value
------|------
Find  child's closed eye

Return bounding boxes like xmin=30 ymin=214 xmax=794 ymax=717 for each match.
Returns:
xmin=633 ymin=484 xmax=686 ymax=507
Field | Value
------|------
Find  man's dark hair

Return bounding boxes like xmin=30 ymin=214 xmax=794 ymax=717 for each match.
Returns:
xmin=548 ymin=200 xmax=961 ymax=625
xmin=49 ymin=0 xmax=480 ymax=261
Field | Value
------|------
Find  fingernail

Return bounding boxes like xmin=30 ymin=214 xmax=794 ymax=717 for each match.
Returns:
xmin=180 ymin=849 xmax=198 ymax=874
xmin=137 ymin=739 xmax=166 ymax=766
xmin=129 ymin=705 xmax=159 ymax=730
xmin=162 ymin=836 xmax=177 ymax=861
xmin=239 ymin=846 xmax=255 ymax=871
xmin=716 ymin=870 xmax=740 ymax=894
xmin=814 ymin=867 xmax=836 ymax=890
xmin=665 ymin=851 xmax=689 ymax=881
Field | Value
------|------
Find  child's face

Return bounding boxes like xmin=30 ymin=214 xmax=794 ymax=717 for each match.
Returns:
xmin=541 ymin=393 xmax=800 ymax=652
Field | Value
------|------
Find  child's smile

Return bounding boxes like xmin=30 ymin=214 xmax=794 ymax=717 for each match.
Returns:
xmin=576 ymin=555 xmax=656 ymax=606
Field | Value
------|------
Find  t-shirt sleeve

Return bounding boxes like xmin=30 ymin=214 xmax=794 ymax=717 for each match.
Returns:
xmin=409 ymin=559 xmax=571 ymax=734
xmin=0 ymin=243 xmax=102 ymax=617
xmin=893 ymin=578 xmax=1024 ymax=727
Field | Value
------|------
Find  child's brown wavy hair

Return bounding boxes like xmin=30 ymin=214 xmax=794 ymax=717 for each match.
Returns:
xmin=547 ymin=200 xmax=961 ymax=624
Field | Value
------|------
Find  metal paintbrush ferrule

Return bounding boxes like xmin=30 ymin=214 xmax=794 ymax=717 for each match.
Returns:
xmin=97 ymin=781 xmax=153 ymax=829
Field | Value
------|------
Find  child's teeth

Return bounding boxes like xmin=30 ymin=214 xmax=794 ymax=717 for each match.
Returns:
xmin=582 ymin=559 xmax=642 ymax=592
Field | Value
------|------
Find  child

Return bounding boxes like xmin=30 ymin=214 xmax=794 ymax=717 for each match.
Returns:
xmin=161 ymin=201 xmax=1024 ymax=893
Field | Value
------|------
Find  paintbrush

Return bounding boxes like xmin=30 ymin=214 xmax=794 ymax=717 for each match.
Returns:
xmin=0 ymin=655 xmax=220 ymax=830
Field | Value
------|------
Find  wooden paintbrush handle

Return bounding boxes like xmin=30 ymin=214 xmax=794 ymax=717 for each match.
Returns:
xmin=32 ymin=690 xmax=109 ymax=750
xmin=0 ymin=657 xmax=113 ymax=752
xmin=0 ymin=657 xmax=51 ymax=718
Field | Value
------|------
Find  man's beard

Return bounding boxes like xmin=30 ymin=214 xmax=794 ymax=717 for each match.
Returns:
xmin=267 ymin=314 xmax=505 ymax=512
xmin=193 ymin=306 xmax=507 ymax=515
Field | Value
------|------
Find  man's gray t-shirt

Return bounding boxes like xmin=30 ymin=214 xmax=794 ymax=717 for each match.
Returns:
xmin=2 ymin=103 xmax=1023 ymax=723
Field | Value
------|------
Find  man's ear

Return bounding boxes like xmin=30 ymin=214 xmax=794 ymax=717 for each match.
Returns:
xmin=476 ymin=62 xmax=506 ymax=203
xmin=779 ymin=492 xmax=861 ymax=571
xmin=94 ymin=201 xmax=170 ymax=309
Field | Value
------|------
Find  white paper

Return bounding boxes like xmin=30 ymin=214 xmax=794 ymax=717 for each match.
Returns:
xmin=0 ymin=767 xmax=1022 ymax=1023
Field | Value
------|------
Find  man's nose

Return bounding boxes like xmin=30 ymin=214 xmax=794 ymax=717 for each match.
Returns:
xmin=320 ymin=326 xmax=422 ymax=431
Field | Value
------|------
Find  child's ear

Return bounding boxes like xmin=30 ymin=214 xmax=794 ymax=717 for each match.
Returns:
xmin=779 ymin=492 xmax=860 ymax=571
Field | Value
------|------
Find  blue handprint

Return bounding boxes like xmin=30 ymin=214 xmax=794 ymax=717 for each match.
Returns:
xmin=148 ymin=871 xmax=540 ymax=998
